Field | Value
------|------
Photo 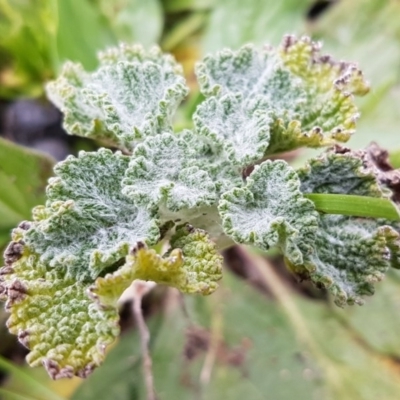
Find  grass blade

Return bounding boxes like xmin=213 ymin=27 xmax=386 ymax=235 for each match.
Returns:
xmin=305 ymin=193 xmax=400 ymax=221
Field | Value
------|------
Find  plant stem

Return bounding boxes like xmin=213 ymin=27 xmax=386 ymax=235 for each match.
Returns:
xmin=132 ymin=281 xmax=156 ymax=400
xmin=199 ymin=302 xmax=222 ymax=386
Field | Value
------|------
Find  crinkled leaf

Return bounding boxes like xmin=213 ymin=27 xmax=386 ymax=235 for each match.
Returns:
xmin=298 ymin=146 xmax=385 ymax=198
xmin=26 ymin=149 xmax=159 ymax=281
xmin=219 ymin=160 xmax=319 ymax=264
xmin=309 ymin=0 xmax=400 ymax=150
xmin=46 ymin=44 xmax=188 ymax=151
xmin=122 ymin=132 xmax=218 ymax=211
xmin=90 ymin=225 xmax=223 ymax=299
xmin=292 ymin=215 xmax=400 ymax=307
xmin=0 ymin=227 xmax=120 ymax=379
xmin=193 ymin=94 xmax=272 ymax=166
xmin=294 ymin=148 xmax=400 ymax=305
xmin=196 ymin=37 xmax=368 ymax=158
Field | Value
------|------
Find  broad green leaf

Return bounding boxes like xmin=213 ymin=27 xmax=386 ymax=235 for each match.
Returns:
xmin=92 ymin=0 xmax=163 ymax=47
xmin=46 ymin=44 xmax=188 ymax=151
xmin=298 ymin=143 xmax=400 ymax=206
xmin=0 ymin=0 xmax=164 ymax=97
xmin=336 ymin=272 xmax=400 ymax=358
xmin=26 ymin=149 xmax=160 ymax=281
xmin=219 ymin=160 xmax=319 ymax=264
xmin=0 ymin=138 xmax=54 ymax=231
xmin=298 ymin=147 xmax=384 ymax=198
xmin=55 ymin=0 xmax=117 ymax=70
xmin=0 ymin=354 xmax=65 ymax=400
xmin=75 ymin=271 xmax=400 ymax=399
xmin=202 ymin=0 xmax=312 ymax=53
xmin=0 ymin=227 xmax=120 ymax=379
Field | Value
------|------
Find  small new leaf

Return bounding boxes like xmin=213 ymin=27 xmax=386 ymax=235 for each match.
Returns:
xmin=219 ymin=160 xmax=319 ymax=264
xmin=90 ymin=225 xmax=223 ymax=299
xmin=46 ymin=44 xmax=188 ymax=151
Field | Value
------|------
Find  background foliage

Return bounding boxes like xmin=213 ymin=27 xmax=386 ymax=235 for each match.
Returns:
xmin=0 ymin=0 xmax=399 ymax=399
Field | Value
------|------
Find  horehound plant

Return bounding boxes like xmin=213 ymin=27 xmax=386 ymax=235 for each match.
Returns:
xmin=1 ymin=35 xmax=400 ymax=380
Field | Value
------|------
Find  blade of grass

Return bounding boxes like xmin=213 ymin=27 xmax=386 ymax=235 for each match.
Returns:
xmin=305 ymin=193 xmax=400 ymax=221
xmin=0 ymin=387 xmax=41 ymax=400
xmin=0 ymin=356 xmax=65 ymax=400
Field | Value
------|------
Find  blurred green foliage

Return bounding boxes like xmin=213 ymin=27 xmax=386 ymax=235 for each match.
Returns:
xmin=0 ymin=0 xmax=400 ymax=399
xmin=0 ymin=0 xmax=162 ymax=97
xmin=73 ymin=271 xmax=400 ymax=400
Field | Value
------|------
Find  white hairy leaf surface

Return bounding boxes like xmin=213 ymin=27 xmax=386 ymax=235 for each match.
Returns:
xmin=219 ymin=160 xmax=319 ymax=264
xmin=195 ymin=36 xmax=369 ymax=162
xmin=26 ymin=149 xmax=160 ymax=280
xmin=47 ymin=44 xmax=188 ymax=151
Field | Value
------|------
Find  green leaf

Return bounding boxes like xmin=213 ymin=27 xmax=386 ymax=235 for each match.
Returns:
xmin=122 ymin=132 xmax=217 ymax=212
xmin=335 ymin=272 xmax=400 ymax=358
xmin=0 ymin=138 xmax=54 ymax=231
xmin=196 ymin=37 xmax=369 ymax=159
xmin=0 ymin=0 xmax=57 ymax=97
xmin=46 ymin=44 xmax=188 ymax=151
xmin=0 ymin=355 xmax=65 ymax=400
xmin=90 ymin=225 xmax=223 ymax=298
xmin=0 ymin=227 xmax=120 ymax=379
xmin=309 ymin=0 xmax=400 ymax=150
xmin=219 ymin=160 xmax=319 ymax=264
xmin=55 ymin=0 xmax=117 ymax=70
xmin=78 ymin=270 xmax=400 ymax=399
xmin=305 ymin=194 xmax=400 ymax=221
xmin=292 ymin=215 xmax=400 ymax=307
xmin=26 ymin=149 xmax=160 ymax=281
xmin=89 ymin=0 xmax=163 ymax=48
xmin=70 ymin=325 xmax=143 ymax=400
xmin=163 ymin=0 xmax=215 ymax=12
xmin=295 ymin=146 xmax=400 ymax=304
xmin=202 ymin=0 xmax=311 ymax=53
xmin=298 ymin=146 xmax=385 ymax=197
xmin=193 ymin=93 xmax=272 ymax=166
